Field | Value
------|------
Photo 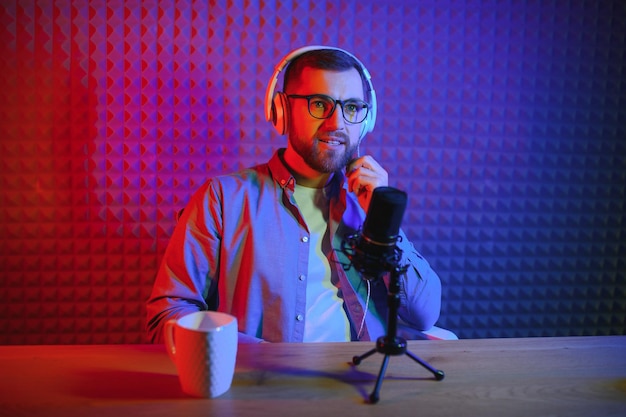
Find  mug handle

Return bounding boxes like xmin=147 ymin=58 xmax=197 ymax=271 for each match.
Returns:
xmin=164 ymin=318 xmax=178 ymax=363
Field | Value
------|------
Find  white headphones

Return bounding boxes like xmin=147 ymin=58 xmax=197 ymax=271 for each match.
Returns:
xmin=264 ymin=45 xmax=377 ymax=139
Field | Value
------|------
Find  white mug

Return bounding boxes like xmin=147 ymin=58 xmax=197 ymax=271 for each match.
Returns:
xmin=164 ymin=311 xmax=238 ymax=398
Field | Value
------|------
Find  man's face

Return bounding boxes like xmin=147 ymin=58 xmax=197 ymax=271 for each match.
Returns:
xmin=285 ymin=67 xmax=365 ymax=174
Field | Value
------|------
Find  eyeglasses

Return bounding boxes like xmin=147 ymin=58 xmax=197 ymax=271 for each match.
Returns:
xmin=287 ymin=94 xmax=369 ymax=124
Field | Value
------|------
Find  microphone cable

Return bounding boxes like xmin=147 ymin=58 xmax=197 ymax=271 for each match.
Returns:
xmin=357 ymin=279 xmax=371 ymax=340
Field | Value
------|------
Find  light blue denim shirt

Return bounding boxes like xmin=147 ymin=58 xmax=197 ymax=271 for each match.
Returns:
xmin=146 ymin=149 xmax=442 ymax=343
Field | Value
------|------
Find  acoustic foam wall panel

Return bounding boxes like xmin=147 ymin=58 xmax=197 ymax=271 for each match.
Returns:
xmin=0 ymin=0 xmax=624 ymax=343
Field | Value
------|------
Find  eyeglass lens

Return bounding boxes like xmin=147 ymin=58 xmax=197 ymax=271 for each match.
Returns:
xmin=307 ymin=95 xmax=368 ymax=123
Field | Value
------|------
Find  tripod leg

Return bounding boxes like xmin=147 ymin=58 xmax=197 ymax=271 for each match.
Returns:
xmin=405 ymin=350 xmax=445 ymax=380
xmin=368 ymin=354 xmax=390 ymax=404
xmin=352 ymin=347 xmax=377 ymax=365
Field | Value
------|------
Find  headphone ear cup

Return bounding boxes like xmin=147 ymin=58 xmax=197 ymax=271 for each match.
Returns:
xmin=271 ymin=92 xmax=289 ymax=135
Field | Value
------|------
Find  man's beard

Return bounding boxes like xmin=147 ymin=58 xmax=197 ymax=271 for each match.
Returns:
xmin=290 ymin=135 xmax=358 ymax=173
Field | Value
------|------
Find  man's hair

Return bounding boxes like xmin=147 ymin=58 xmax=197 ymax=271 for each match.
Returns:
xmin=283 ymin=49 xmax=370 ymax=100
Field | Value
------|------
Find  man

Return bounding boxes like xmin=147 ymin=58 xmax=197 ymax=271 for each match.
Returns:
xmin=146 ymin=46 xmax=442 ymax=343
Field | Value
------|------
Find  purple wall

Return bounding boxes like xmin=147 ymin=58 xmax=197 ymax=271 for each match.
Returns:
xmin=1 ymin=0 xmax=624 ymax=343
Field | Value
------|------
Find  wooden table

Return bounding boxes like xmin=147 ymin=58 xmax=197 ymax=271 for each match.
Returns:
xmin=0 ymin=336 xmax=624 ymax=417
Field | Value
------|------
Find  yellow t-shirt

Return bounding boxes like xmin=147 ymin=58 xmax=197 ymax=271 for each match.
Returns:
xmin=293 ymin=183 xmax=351 ymax=342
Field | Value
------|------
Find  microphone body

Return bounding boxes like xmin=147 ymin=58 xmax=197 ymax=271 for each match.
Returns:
xmin=343 ymin=186 xmax=407 ymax=280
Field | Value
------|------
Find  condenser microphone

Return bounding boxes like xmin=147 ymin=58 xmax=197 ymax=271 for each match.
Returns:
xmin=343 ymin=186 xmax=408 ymax=280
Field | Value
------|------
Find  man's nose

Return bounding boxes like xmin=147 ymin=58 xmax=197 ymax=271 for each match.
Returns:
xmin=323 ymin=104 xmax=346 ymax=130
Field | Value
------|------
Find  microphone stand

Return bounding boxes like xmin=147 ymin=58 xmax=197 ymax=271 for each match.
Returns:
xmin=351 ymin=260 xmax=445 ymax=404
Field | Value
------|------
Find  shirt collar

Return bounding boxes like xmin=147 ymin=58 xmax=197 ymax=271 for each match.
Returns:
xmin=268 ymin=149 xmax=296 ymax=190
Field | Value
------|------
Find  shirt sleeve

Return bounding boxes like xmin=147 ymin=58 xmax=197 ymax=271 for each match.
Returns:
xmin=145 ymin=182 xmax=219 ymax=343
xmin=393 ymin=230 xmax=443 ymax=330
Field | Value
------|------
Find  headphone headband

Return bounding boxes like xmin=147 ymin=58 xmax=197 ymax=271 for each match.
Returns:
xmin=264 ymin=45 xmax=377 ymax=138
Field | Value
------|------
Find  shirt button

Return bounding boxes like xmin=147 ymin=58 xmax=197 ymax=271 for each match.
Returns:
xmin=301 ymin=236 xmax=309 ymax=243
xmin=298 ymin=274 xmax=305 ymax=281
xmin=296 ymin=314 xmax=304 ymax=321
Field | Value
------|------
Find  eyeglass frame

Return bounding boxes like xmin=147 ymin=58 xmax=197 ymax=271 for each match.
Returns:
xmin=287 ymin=94 xmax=370 ymax=124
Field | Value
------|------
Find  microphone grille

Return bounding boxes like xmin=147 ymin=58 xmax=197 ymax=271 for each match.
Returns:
xmin=362 ymin=186 xmax=407 ymax=245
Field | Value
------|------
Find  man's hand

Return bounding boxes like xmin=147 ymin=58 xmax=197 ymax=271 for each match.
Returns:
xmin=346 ymin=155 xmax=388 ymax=213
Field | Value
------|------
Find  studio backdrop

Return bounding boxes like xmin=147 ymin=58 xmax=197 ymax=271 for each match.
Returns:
xmin=1 ymin=0 xmax=624 ymax=344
